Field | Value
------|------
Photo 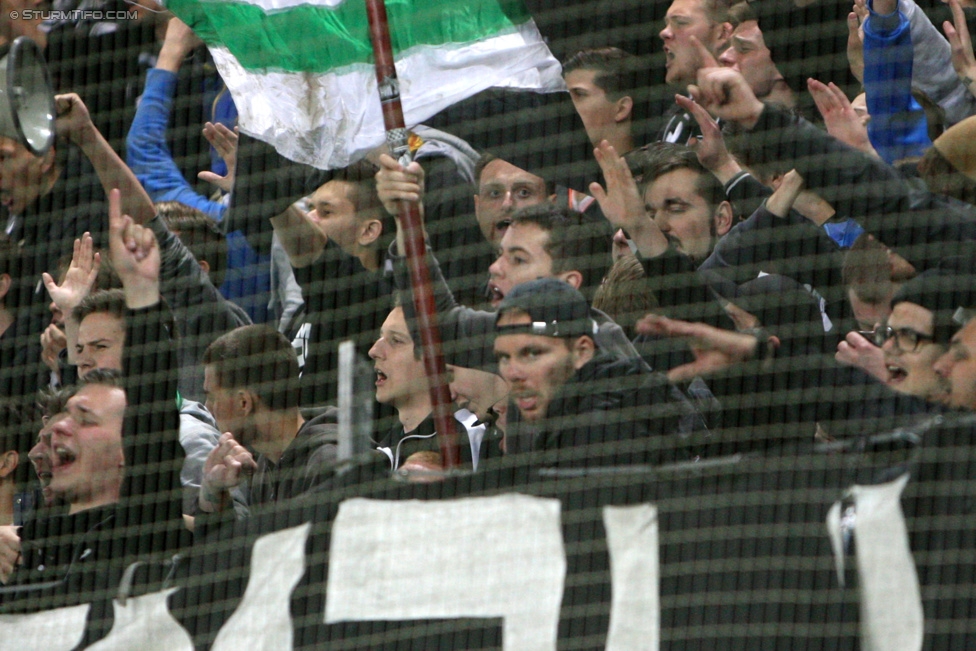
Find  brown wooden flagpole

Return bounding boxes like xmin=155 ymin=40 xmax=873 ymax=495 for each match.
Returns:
xmin=365 ymin=0 xmax=460 ymax=469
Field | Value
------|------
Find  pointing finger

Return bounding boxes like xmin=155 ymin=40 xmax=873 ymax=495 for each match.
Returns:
xmin=690 ymin=35 xmax=720 ymax=70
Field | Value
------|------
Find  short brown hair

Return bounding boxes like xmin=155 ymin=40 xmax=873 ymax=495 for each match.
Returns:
xmin=702 ymin=0 xmax=732 ymax=25
xmin=473 ymin=152 xmax=556 ymax=196
xmin=474 ymin=152 xmax=499 ymax=188
xmin=157 ymin=202 xmax=229 ymax=288
xmin=37 ymin=387 xmax=72 ymax=420
xmin=842 ymin=234 xmax=897 ymax=305
xmin=80 ymin=367 xmax=125 ymax=390
xmin=592 ymin=256 xmax=659 ymax=338
xmin=630 ymin=142 xmax=726 ymax=208
xmin=321 ymin=160 xmax=393 ymax=249
xmin=203 ymin=325 xmax=300 ymax=411
xmin=73 ymin=289 xmax=127 ymax=326
xmin=509 ymin=204 xmax=613 ymax=299
xmin=727 ymin=1 xmax=756 ymax=28
xmin=562 ymin=47 xmax=639 ymax=101
xmin=331 ymin=159 xmax=383 ymax=215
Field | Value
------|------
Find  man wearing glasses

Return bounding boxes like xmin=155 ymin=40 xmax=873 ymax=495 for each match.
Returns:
xmin=873 ymin=271 xmax=972 ymax=402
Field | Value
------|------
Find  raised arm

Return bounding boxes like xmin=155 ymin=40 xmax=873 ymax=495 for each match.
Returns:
xmin=56 ymin=94 xmax=157 ymax=225
xmin=108 ymin=189 xmax=186 ymax=539
xmin=376 ymin=153 xmax=460 ymax=314
xmin=41 ymin=233 xmax=100 ymax=365
xmin=849 ymin=0 xmax=976 ymax=123
xmin=269 ymin=203 xmax=328 ymax=268
xmin=860 ymin=0 xmax=933 ymax=164
xmin=198 ymin=122 xmax=239 ymax=193
xmin=108 ymin=188 xmax=161 ymax=309
xmin=944 ymin=0 xmax=976 ymax=100
xmin=898 ymin=0 xmax=976 ymax=124
xmin=198 ymin=432 xmax=257 ymax=514
xmin=674 ymin=94 xmax=743 ymax=185
xmin=375 ymin=152 xmax=426 ymax=257
xmin=808 ymin=78 xmax=879 ymax=158
xmin=676 ymin=92 xmax=769 ymax=219
xmin=635 ymin=312 xmax=773 ymax=383
xmin=376 ymin=153 xmax=498 ymax=366
xmin=688 ymin=50 xmax=765 ymax=131
xmin=588 ymin=140 xmax=670 ymax=259
xmin=693 ymin=65 xmax=976 ymax=268
xmin=125 ymin=17 xmax=228 ymax=218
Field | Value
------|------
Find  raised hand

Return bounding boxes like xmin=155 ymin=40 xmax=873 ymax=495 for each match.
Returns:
xmin=157 ymin=16 xmax=205 ymax=72
xmin=588 ymin=140 xmax=669 ymax=258
xmin=688 ymin=38 xmax=764 ymax=129
xmin=375 ymin=153 xmax=426 ymax=256
xmin=40 ymin=323 xmax=67 ymax=377
xmin=765 ymin=169 xmax=805 ymax=219
xmin=164 ymin=16 xmax=204 ymax=55
xmin=808 ymin=78 xmax=878 ymax=157
xmin=199 ymin=432 xmax=257 ymax=513
xmin=375 ymin=152 xmax=425 ymax=217
xmin=107 ymin=188 xmax=161 ymax=309
xmin=835 ymin=330 xmax=888 ymax=381
xmin=847 ymin=6 xmax=866 ymax=83
xmin=689 ymin=33 xmax=722 ymax=74
xmin=588 ymin=141 xmax=644 ymax=231
xmin=674 ymin=94 xmax=742 ymax=183
xmin=944 ymin=0 xmax=976 ymax=95
xmin=0 ymin=525 xmax=21 ymax=584
xmin=54 ymin=93 xmax=96 ymax=146
xmin=198 ymin=122 xmax=240 ymax=193
xmin=42 ymin=232 xmax=100 ymax=318
xmin=636 ymin=312 xmax=772 ymax=383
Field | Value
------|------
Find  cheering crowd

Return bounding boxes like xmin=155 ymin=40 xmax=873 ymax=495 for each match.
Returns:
xmin=0 ymin=0 xmax=975 ymax=643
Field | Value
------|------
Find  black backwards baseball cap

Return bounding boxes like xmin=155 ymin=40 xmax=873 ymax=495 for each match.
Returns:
xmin=495 ymin=278 xmax=598 ymax=340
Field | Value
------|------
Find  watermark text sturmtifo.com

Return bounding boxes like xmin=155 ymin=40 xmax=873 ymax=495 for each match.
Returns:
xmin=8 ymin=9 xmax=140 ymax=20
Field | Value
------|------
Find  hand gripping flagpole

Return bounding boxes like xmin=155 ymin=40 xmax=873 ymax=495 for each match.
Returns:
xmin=365 ymin=0 xmax=461 ymax=470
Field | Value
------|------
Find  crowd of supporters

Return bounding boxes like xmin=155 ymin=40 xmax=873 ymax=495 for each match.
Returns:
xmin=0 ymin=0 xmax=975 ymax=645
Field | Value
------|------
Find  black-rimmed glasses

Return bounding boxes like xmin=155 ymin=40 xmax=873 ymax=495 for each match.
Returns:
xmin=874 ymin=324 xmax=935 ymax=353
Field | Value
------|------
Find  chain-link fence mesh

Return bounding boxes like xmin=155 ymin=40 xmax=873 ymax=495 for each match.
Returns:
xmin=0 ymin=0 xmax=975 ymax=648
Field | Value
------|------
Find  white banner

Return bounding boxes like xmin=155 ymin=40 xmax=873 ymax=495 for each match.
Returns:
xmin=325 ymin=495 xmax=566 ymax=650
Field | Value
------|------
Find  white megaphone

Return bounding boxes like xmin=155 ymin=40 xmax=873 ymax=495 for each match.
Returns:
xmin=0 ymin=36 xmax=55 ymax=156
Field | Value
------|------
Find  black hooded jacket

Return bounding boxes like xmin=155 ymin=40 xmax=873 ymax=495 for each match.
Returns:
xmin=508 ymin=353 xmax=702 ymax=468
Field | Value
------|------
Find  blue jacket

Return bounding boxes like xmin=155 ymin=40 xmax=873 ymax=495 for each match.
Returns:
xmin=863 ymin=0 xmax=932 ymax=163
xmin=126 ymin=67 xmax=272 ymax=323
xmin=126 ymin=68 xmax=228 ymax=218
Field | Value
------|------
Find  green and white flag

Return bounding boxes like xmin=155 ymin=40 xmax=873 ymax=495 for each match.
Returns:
xmin=165 ymin=0 xmax=564 ymax=170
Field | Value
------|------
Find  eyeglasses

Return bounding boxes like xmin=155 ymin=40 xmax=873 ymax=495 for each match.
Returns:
xmin=874 ymin=324 xmax=935 ymax=353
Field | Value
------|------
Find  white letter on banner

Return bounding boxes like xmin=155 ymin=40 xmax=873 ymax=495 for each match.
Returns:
xmin=603 ymin=504 xmax=659 ymax=651
xmin=853 ymin=474 xmax=923 ymax=651
xmin=85 ymin=588 xmax=192 ymax=651
xmin=211 ymin=522 xmax=311 ymax=651
xmin=0 ymin=603 xmax=89 ymax=650
xmin=324 ymin=495 xmax=566 ymax=651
